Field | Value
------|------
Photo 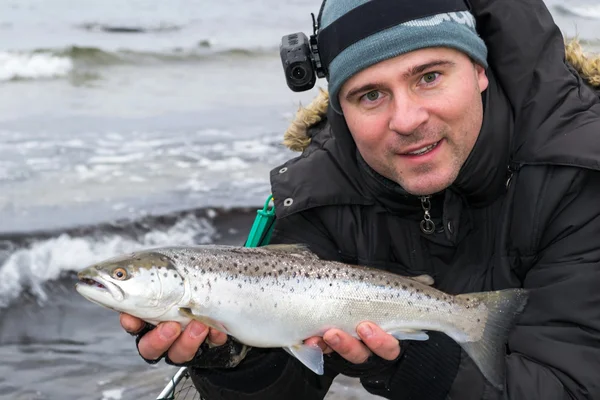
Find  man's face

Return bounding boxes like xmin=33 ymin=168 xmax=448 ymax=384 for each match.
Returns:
xmin=339 ymin=47 xmax=489 ymax=196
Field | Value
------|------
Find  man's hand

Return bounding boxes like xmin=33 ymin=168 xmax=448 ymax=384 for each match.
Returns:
xmin=120 ymin=313 xmax=228 ymax=364
xmin=304 ymin=322 xmax=400 ymax=364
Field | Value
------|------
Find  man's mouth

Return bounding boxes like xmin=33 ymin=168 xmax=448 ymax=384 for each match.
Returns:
xmin=403 ymin=140 xmax=441 ymax=156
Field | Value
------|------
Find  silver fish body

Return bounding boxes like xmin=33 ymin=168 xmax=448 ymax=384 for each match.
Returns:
xmin=76 ymin=244 xmax=528 ymax=390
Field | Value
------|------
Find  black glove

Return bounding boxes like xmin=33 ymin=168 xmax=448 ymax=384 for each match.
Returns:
xmin=323 ymin=342 xmax=407 ymax=378
xmin=360 ymin=332 xmax=461 ymax=400
xmin=132 ymin=323 xmax=251 ymax=369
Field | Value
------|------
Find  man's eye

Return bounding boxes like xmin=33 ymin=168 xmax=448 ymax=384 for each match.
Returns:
xmin=422 ymin=72 xmax=440 ymax=84
xmin=364 ymin=91 xmax=380 ymax=101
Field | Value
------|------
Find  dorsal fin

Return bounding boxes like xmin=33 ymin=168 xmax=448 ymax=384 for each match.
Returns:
xmin=260 ymin=244 xmax=319 ymax=258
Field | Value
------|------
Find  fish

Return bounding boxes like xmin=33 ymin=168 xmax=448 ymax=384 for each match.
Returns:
xmin=75 ymin=244 xmax=528 ymax=389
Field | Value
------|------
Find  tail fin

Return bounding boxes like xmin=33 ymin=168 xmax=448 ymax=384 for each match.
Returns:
xmin=455 ymin=289 xmax=529 ymax=390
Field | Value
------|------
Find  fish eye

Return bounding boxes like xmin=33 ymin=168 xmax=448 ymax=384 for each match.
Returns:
xmin=112 ymin=267 xmax=128 ymax=280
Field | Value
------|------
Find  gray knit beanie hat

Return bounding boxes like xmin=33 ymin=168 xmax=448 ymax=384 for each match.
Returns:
xmin=318 ymin=0 xmax=488 ymax=113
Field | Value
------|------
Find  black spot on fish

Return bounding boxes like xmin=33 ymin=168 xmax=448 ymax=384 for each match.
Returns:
xmin=351 ymin=273 xmax=356 ymax=278
xmin=261 ymin=287 xmax=264 ymax=292
xmin=409 ymin=283 xmax=414 ymax=288
xmin=173 ymin=255 xmax=179 ymax=259
xmin=305 ymin=272 xmax=310 ymax=278
xmin=477 ymin=318 xmax=481 ymax=322
xmin=173 ymin=273 xmax=178 ymax=278
xmin=317 ymin=274 xmax=322 ymax=279
xmin=329 ymin=283 xmax=333 ymax=287
xmin=402 ymin=285 xmax=407 ymax=290
xmin=151 ymin=280 xmax=154 ymax=283
xmin=395 ymin=282 xmax=400 ymax=287
xmin=190 ymin=257 xmax=195 ymax=261
xmin=386 ymin=281 xmax=390 ymax=285
xmin=218 ymin=263 xmax=223 ymax=268
xmin=194 ymin=286 xmax=198 ymax=291
xmin=408 ymin=301 xmax=413 ymax=306
xmin=255 ymin=266 xmax=259 ymax=272
xmin=233 ymin=262 xmax=238 ymax=267
xmin=426 ymin=294 xmax=431 ymax=299
xmin=238 ymin=284 xmax=242 ymax=288
xmin=359 ymin=275 xmax=364 ymax=281
xmin=333 ymin=274 xmax=337 ymax=279
xmin=151 ymin=272 xmax=155 ymax=276
xmin=290 ymin=288 xmax=294 ymax=293
xmin=278 ymin=269 xmax=283 ymax=275
xmin=163 ymin=273 xmax=168 ymax=278
xmin=244 ymin=266 xmax=248 ymax=271
xmin=274 ymin=303 xmax=278 ymax=308
xmin=417 ymin=295 xmax=422 ymax=300
xmin=416 ymin=288 xmax=421 ymax=293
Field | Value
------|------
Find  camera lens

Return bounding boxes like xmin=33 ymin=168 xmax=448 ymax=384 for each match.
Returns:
xmin=291 ymin=65 xmax=307 ymax=81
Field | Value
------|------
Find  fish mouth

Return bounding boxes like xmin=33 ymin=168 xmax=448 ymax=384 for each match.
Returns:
xmin=78 ymin=277 xmax=107 ymax=290
xmin=76 ymin=274 xmax=124 ymax=302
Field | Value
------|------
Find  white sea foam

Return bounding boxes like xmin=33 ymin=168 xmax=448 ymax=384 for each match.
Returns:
xmin=0 ymin=51 xmax=73 ymax=81
xmin=101 ymin=388 xmax=123 ymax=400
xmin=0 ymin=214 xmax=217 ymax=308
xmin=555 ymin=4 xmax=600 ymax=19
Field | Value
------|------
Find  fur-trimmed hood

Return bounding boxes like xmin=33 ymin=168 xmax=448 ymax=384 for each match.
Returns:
xmin=283 ymin=39 xmax=600 ymax=152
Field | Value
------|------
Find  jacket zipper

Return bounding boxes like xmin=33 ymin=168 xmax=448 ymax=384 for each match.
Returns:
xmin=420 ymin=195 xmax=435 ymax=234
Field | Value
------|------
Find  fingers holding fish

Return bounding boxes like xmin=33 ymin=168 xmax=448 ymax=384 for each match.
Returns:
xmin=356 ymin=322 xmax=401 ymax=361
xmin=137 ymin=322 xmax=182 ymax=361
xmin=324 ymin=329 xmax=372 ymax=364
xmin=165 ymin=321 xmax=209 ymax=364
xmin=119 ymin=313 xmax=146 ymax=335
xmin=207 ymin=328 xmax=228 ymax=346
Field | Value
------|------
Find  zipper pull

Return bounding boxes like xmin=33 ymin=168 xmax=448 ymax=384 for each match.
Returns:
xmin=420 ymin=195 xmax=435 ymax=235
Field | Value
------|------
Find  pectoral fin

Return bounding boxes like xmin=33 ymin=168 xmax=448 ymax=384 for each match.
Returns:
xmin=388 ymin=329 xmax=429 ymax=341
xmin=409 ymin=274 xmax=435 ymax=286
xmin=178 ymin=307 xmax=229 ymax=334
xmin=284 ymin=344 xmax=324 ymax=375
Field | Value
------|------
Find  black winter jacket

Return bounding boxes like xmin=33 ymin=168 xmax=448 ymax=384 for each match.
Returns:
xmin=191 ymin=0 xmax=600 ymax=399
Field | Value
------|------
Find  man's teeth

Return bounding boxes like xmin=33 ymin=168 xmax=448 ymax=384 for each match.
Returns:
xmin=407 ymin=141 xmax=439 ymax=155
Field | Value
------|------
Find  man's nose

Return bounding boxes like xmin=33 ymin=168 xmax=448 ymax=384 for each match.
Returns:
xmin=388 ymin=95 xmax=429 ymax=135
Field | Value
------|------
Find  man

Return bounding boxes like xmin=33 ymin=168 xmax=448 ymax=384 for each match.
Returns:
xmin=121 ymin=0 xmax=600 ymax=398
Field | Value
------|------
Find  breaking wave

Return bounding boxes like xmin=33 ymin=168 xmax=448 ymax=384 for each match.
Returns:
xmin=554 ymin=4 xmax=600 ymax=20
xmin=0 ymin=207 xmax=256 ymax=308
xmin=0 ymin=51 xmax=73 ymax=81
xmin=0 ymin=44 xmax=278 ymax=82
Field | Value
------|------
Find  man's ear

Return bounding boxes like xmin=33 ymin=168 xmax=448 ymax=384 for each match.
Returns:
xmin=474 ymin=63 xmax=489 ymax=93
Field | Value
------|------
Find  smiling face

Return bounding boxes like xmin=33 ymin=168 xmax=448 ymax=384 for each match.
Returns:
xmin=339 ymin=47 xmax=489 ymax=196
